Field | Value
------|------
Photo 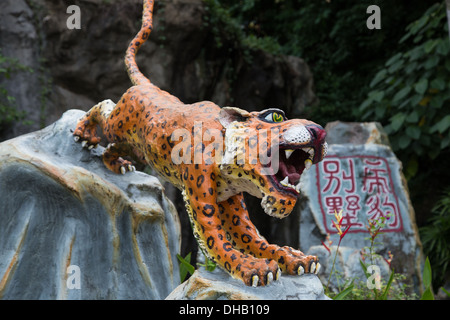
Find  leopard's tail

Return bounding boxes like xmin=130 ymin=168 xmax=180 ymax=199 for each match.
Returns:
xmin=125 ymin=0 xmax=154 ymax=86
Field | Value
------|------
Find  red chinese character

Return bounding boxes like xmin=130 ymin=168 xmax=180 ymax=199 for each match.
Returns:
xmin=363 ymin=159 xmax=391 ymax=194
xmin=325 ymin=196 xmax=343 ymax=215
xmin=366 ymin=194 xmax=389 ymax=221
xmin=343 ymin=158 xmax=356 ymax=193
xmin=345 ymin=195 xmax=364 ymax=228
xmin=381 ymin=194 xmax=399 ymax=229
xmin=322 ymin=160 xmax=340 ymax=194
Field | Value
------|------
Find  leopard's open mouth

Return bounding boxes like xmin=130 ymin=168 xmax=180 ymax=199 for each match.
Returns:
xmin=267 ymin=146 xmax=318 ymax=195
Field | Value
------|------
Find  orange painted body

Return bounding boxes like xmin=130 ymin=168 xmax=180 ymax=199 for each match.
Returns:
xmin=73 ymin=0 xmax=327 ymax=286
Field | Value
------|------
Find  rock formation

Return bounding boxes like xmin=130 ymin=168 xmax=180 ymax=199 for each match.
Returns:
xmin=0 ymin=109 xmax=181 ymax=299
xmin=298 ymin=121 xmax=424 ymax=294
xmin=167 ymin=266 xmax=329 ymax=300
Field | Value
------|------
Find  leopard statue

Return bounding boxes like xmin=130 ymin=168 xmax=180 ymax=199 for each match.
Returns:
xmin=73 ymin=0 xmax=328 ymax=287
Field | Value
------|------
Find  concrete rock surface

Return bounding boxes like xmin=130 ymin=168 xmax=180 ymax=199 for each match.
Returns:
xmin=167 ymin=267 xmax=330 ymax=300
xmin=0 ymin=109 xmax=181 ymax=299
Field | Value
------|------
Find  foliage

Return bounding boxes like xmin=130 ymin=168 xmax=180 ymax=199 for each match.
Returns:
xmin=202 ymin=0 xmax=430 ymax=123
xmin=420 ymin=188 xmax=450 ymax=289
xmin=325 ymin=211 xmax=416 ymax=300
xmin=177 ymin=253 xmax=195 ymax=282
xmin=359 ymin=3 xmax=450 ymax=179
xmin=329 ymin=270 xmax=416 ymax=300
xmin=0 ymin=52 xmax=32 ymax=133
xmin=176 ymin=252 xmax=216 ymax=282
xmin=421 ymin=257 xmax=434 ymax=300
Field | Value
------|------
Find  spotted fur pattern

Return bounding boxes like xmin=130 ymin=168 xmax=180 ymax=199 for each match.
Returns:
xmin=73 ymin=0 xmax=328 ymax=286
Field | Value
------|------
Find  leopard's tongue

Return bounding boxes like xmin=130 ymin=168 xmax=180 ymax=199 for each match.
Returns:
xmin=279 ymin=161 xmax=301 ymax=186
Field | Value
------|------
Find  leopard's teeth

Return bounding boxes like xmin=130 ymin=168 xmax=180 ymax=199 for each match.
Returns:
xmin=304 ymin=159 xmax=313 ymax=171
xmin=280 ymin=176 xmax=301 ymax=193
xmin=295 ymin=181 xmax=301 ymax=193
xmin=285 ymin=149 xmax=294 ymax=160
xmin=301 ymin=147 xmax=315 ymax=160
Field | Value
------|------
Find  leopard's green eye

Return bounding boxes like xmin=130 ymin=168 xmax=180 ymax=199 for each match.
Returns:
xmin=265 ymin=112 xmax=284 ymax=123
xmin=273 ymin=112 xmax=284 ymax=122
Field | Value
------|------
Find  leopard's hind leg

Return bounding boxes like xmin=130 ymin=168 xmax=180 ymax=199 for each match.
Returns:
xmin=73 ymin=99 xmax=116 ymax=148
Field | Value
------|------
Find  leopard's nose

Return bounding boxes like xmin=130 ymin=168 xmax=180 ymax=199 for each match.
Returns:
xmin=306 ymin=124 xmax=326 ymax=144
xmin=306 ymin=124 xmax=327 ymax=163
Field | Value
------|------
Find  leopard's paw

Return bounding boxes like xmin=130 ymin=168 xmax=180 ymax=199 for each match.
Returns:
xmin=73 ymin=122 xmax=101 ymax=149
xmin=73 ymin=135 xmax=99 ymax=150
xmin=238 ymin=257 xmax=281 ymax=287
xmin=275 ymin=246 xmax=321 ymax=275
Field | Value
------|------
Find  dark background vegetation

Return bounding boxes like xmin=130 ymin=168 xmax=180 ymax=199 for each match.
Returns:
xmin=201 ymin=0 xmax=450 ymax=290
xmin=1 ymin=0 xmax=449 ymax=291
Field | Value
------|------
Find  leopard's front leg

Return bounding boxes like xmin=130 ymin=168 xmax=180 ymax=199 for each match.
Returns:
xmin=181 ymin=167 xmax=280 ymax=287
xmin=219 ymin=193 xmax=321 ymax=276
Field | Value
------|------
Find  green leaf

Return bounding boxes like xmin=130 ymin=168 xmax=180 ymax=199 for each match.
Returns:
xmin=359 ymin=259 xmax=369 ymax=277
xmin=410 ymin=14 xmax=429 ymax=35
xmin=387 ymin=60 xmax=404 ymax=74
xmin=333 ymin=282 xmax=354 ymax=300
xmin=437 ymin=39 xmax=450 ymax=55
xmin=398 ymin=135 xmax=412 ymax=149
xmin=385 ymin=52 xmax=403 ymax=67
xmin=405 ymin=157 xmax=419 ymax=178
xmin=177 ymin=253 xmax=195 ymax=282
xmin=360 ymin=98 xmax=373 ymax=111
xmin=421 ymin=287 xmax=435 ymax=300
xmin=407 ymin=46 xmax=424 ymax=61
xmin=441 ymin=287 xmax=450 ymax=298
xmin=406 ymin=126 xmax=421 ymax=139
xmin=430 ymin=115 xmax=450 ymax=134
xmin=424 ymin=55 xmax=439 ymax=69
xmin=380 ymin=270 xmax=395 ymax=300
xmin=369 ymin=90 xmax=385 ymax=102
xmin=404 ymin=61 xmax=418 ymax=74
xmin=370 ymin=69 xmax=388 ymax=88
xmin=414 ymin=79 xmax=428 ymax=95
xmin=375 ymin=104 xmax=386 ymax=118
xmin=392 ymin=86 xmax=412 ymax=103
xmin=390 ymin=113 xmax=406 ymax=132
xmin=424 ymin=39 xmax=438 ymax=54
xmin=430 ymin=78 xmax=446 ymax=91
xmin=441 ymin=135 xmax=450 ymax=149
xmin=406 ymin=111 xmax=419 ymax=123
xmin=423 ymin=257 xmax=432 ymax=289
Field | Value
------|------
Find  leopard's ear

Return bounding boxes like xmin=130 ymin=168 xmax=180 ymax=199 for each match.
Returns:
xmin=219 ymin=107 xmax=251 ymax=128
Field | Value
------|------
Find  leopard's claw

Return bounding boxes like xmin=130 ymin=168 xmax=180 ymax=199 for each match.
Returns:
xmin=314 ymin=262 xmax=321 ymax=274
xmin=298 ymin=265 xmax=305 ymax=275
xmin=276 ymin=267 xmax=281 ymax=280
xmin=251 ymin=274 xmax=259 ymax=287
xmin=266 ymin=271 xmax=274 ymax=285
xmin=74 ymin=135 xmax=98 ymax=150
xmin=120 ymin=164 xmax=136 ymax=175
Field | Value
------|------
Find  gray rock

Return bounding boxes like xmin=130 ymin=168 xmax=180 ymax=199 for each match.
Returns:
xmin=297 ymin=121 xmax=424 ymax=294
xmin=166 ymin=267 xmax=330 ymax=300
xmin=0 ymin=109 xmax=181 ymax=299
